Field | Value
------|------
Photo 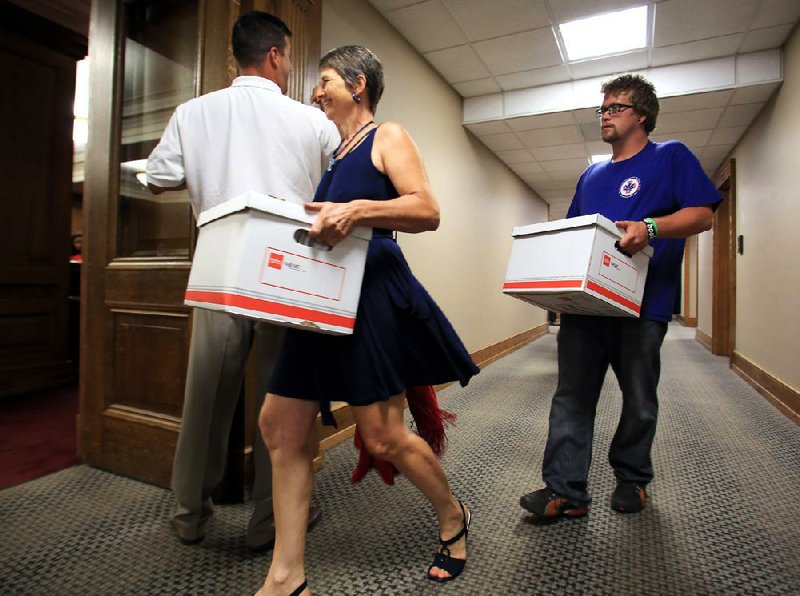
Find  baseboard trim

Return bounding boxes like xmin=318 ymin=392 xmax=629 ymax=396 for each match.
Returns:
xmin=313 ymin=323 xmax=549 ymax=467
xmin=731 ymin=351 xmax=800 ymax=425
xmin=695 ymin=329 xmax=712 ymax=352
xmin=678 ymin=315 xmax=697 ymax=327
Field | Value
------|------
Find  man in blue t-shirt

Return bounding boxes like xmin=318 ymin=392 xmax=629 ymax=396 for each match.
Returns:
xmin=520 ymin=74 xmax=721 ymax=519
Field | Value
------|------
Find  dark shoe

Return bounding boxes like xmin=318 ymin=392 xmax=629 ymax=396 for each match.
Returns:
xmin=611 ymin=482 xmax=647 ymax=513
xmin=427 ymin=501 xmax=471 ymax=583
xmin=520 ymin=487 xmax=588 ymax=519
xmin=170 ymin=521 xmax=205 ymax=546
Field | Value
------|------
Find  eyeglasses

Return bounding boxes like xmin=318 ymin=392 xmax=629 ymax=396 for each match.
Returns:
xmin=595 ymin=103 xmax=635 ymax=117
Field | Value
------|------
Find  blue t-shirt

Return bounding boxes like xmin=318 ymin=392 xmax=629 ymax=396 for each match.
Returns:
xmin=567 ymin=141 xmax=720 ymax=322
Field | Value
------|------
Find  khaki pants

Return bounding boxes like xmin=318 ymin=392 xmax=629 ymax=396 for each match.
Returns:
xmin=170 ymin=308 xmax=284 ymax=544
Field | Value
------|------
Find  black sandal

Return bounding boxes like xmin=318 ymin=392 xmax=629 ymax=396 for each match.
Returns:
xmin=289 ymin=579 xmax=307 ymax=596
xmin=427 ymin=501 xmax=471 ymax=582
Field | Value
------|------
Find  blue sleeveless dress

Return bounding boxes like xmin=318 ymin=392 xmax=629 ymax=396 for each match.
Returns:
xmin=267 ymin=127 xmax=479 ymax=425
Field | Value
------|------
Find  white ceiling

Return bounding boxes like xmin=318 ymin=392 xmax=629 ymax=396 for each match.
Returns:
xmin=368 ymin=0 xmax=800 ymax=218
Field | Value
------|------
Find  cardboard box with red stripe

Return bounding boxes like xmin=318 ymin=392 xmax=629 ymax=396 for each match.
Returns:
xmin=503 ymin=214 xmax=653 ymax=317
xmin=185 ymin=192 xmax=370 ymax=335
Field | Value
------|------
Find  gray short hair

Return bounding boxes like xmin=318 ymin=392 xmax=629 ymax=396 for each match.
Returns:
xmin=320 ymin=45 xmax=385 ymax=114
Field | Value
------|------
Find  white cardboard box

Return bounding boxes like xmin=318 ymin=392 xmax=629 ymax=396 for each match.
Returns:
xmin=184 ymin=192 xmax=370 ymax=335
xmin=503 ymin=214 xmax=653 ymax=317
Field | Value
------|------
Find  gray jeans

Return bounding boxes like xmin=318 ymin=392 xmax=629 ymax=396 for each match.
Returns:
xmin=541 ymin=314 xmax=668 ymax=504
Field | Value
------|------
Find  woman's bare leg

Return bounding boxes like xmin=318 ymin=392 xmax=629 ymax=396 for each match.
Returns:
xmin=256 ymin=394 xmax=319 ymax=596
xmin=352 ymin=394 xmax=468 ymax=580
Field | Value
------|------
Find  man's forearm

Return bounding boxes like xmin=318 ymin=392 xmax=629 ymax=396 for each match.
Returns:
xmin=650 ymin=206 xmax=713 ymax=239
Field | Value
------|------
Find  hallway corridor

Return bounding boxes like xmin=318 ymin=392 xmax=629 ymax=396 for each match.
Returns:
xmin=1 ymin=324 xmax=798 ymax=595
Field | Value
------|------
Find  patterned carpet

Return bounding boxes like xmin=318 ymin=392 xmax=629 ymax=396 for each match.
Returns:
xmin=1 ymin=324 xmax=799 ymax=595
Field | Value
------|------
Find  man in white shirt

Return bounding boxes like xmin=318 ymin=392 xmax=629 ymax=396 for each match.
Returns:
xmin=146 ymin=10 xmax=339 ymax=549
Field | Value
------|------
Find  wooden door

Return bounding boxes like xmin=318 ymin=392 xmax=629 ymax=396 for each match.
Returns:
xmin=711 ymin=159 xmax=736 ymax=357
xmin=80 ymin=0 xmax=324 ymax=490
xmin=80 ymin=0 xmax=209 ymax=487
xmin=0 ymin=7 xmax=85 ymax=397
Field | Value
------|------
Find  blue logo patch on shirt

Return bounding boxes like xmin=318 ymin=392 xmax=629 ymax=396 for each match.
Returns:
xmin=619 ymin=177 xmax=641 ymax=198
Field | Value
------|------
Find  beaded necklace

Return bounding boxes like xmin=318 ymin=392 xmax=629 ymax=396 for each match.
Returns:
xmin=327 ymin=120 xmax=375 ymax=171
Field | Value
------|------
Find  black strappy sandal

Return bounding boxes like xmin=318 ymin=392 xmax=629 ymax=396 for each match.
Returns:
xmin=289 ymin=579 xmax=307 ymax=596
xmin=427 ymin=501 xmax=472 ymax=583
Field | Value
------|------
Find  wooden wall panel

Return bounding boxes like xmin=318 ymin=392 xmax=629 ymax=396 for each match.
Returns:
xmin=111 ymin=311 xmax=189 ymax=417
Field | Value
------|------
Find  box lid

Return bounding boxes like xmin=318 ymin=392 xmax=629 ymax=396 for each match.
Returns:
xmin=197 ymin=191 xmax=371 ymax=241
xmin=512 ymin=213 xmax=653 ymax=257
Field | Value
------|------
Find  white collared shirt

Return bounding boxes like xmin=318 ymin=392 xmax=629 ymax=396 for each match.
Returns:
xmin=146 ymin=76 xmax=340 ymax=216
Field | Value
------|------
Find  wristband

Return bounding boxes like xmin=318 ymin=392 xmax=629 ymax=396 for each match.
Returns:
xmin=643 ymin=217 xmax=658 ymax=240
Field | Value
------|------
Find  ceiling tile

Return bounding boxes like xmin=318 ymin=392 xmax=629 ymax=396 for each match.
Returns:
xmin=507 ymin=112 xmax=576 ymax=131
xmin=655 ymin=108 xmax=724 ymax=133
xmin=548 ymin=0 xmax=645 ymax=23
xmin=473 ymin=28 xmax=563 ymax=76
xmin=510 ymin=161 xmax=545 ymax=175
xmin=730 ymin=82 xmax=780 ymax=104
xmin=580 ymin=122 xmax=603 ymax=141
xmin=480 ymin=132 xmax=525 ymax=152
xmin=659 ymin=90 xmax=733 ymax=113
xmin=568 ymin=51 xmax=649 ymax=80
xmin=740 ymin=24 xmax=795 ymax=52
xmin=707 ymin=126 xmax=748 ymax=145
xmin=465 ymin=120 xmax=511 ymax=136
xmin=442 ymin=0 xmax=551 ymax=42
xmin=424 ymin=45 xmax=489 ymax=83
xmin=531 ymin=143 xmax=586 ymax=161
xmin=717 ymin=102 xmax=763 ymax=127
xmin=651 ymin=34 xmax=743 ymax=67
xmin=573 ymin=107 xmax=600 ymax=124
xmin=751 ymin=0 xmax=800 ymax=28
xmin=453 ymin=78 xmax=502 ymax=97
xmin=518 ymin=125 xmax=583 ymax=148
xmin=547 ymin=170 xmax=584 ymax=184
xmin=701 ymin=145 xmax=733 ymax=164
xmin=522 ymin=173 xmax=554 ymax=185
xmin=383 ymin=0 xmax=467 ymax=53
xmin=495 ymin=66 xmax=572 ymax=91
xmin=650 ymin=130 xmax=713 ymax=146
xmin=497 ymin=149 xmax=535 ymax=164
xmin=584 ymin=140 xmax=611 ymax=155
xmin=654 ymin=0 xmax=757 ymax=46
xmin=539 ymin=157 xmax=590 ymax=173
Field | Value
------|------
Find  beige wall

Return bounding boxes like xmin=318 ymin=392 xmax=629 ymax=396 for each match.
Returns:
xmin=697 ymin=229 xmax=714 ymax=336
xmin=681 ymin=236 xmax=698 ymax=320
xmin=321 ymin=0 xmax=548 ymax=352
xmin=725 ymin=25 xmax=800 ymax=391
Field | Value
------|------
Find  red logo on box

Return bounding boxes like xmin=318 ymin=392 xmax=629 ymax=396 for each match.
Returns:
xmin=602 ymin=254 xmax=611 ymax=267
xmin=268 ymin=252 xmax=284 ymax=270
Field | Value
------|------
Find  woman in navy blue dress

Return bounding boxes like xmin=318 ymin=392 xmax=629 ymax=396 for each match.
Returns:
xmin=256 ymin=45 xmax=479 ymax=596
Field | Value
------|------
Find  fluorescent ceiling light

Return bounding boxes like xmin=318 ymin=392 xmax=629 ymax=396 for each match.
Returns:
xmin=560 ymin=5 xmax=648 ymax=62
xmin=591 ymin=154 xmax=612 ymax=164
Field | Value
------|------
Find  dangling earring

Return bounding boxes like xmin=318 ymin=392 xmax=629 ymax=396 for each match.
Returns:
xmin=352 ymin=92 xmax=362 ymax=104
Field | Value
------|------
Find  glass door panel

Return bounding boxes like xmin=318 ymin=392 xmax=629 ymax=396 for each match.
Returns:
xmin=117 ymin=0 xmax=198 ymax=258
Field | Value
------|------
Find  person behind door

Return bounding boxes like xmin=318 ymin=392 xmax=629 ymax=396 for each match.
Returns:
xmin=255 ymin=45 xmax=479 ymax=595
xmin=520 ymin=74 xmax=721 ymax=519
xmin=145 ymin=10 xmax=339 ymax=549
